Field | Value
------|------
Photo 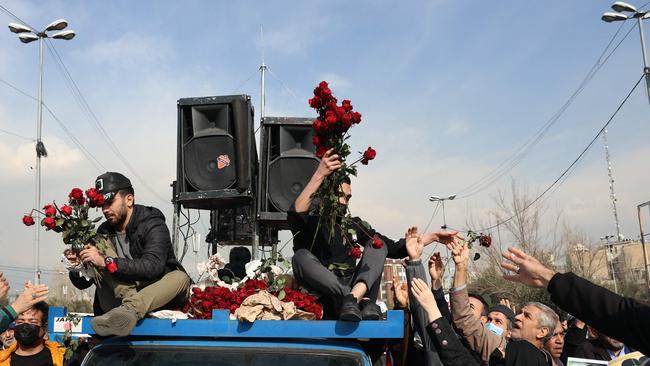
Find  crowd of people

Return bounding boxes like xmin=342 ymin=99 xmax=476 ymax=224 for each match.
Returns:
xmin=1 ymin=165 xmax=648 ymax=365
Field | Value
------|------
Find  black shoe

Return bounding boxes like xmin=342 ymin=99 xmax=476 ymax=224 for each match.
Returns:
xmin=360 ymin=298 xmax=381 ymax=320
xmin=339 ymin=294 xmax=362 ymax=322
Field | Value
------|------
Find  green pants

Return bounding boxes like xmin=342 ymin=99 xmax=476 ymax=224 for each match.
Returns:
xmin=95 ymin=243 xmax=191 ymax=318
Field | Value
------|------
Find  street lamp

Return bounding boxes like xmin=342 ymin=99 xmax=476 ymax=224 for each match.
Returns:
xmin=429 ymin=194 xmax=456 ymax=229
xmin=600 ymin=234 xmax=619 ymax=293
xmin=602 ymin=2 xmax=650 ymax=110
xmin=7 ymin=19 xmax=76 ymax=284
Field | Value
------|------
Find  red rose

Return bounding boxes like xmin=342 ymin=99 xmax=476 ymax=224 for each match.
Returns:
xmin=324 ymin=111 xmax=337 ymax=125
xmin=348 ymin=246 xmax=362 ymax=259
xmin=372 ymin=235 xmax=384 ymax=249
xmin=68 ymin=188 xmax=83 ymax=200
xmin=60 ymin=205 xmax=73 ymax=216
xmin=361 ymin=147 xmax=376 ymax=165
xmin=309 ymin=96 xmax=322 ymax=109
xmin=318 ymin=81 xmax=328 ymax=89
xmin=316 ymin=146 xmax=327 ymax=158
xmin=351 ymin=111 xmax=362 ymax=124
xmin=106 ymin=261 xmax=118 ymax=273
xmin=312 ymin=119 xmax=325 ymax=133
xmin=312 ymin=136 xmax=321 ymax=146
xmin=22 ymin=215 xmax=35 ymax=226
xmin=342 ymin=99 xmax=353 ymax=112
xmin=320 ymin=87 xmax=332 ymax=99
xmin=92 ymin=194 xmax=105 ymax=207
xmin=341 ymin=114 xmax=352 ymax=130
xmin=335 ymin=106 xmax=346 ymax=119
xmin=85 ymin=188 xmax=98 ymax=199
xmin=479 ymin=234 xmax=492 ymax=248
xmin=43 ymin=204 xmax=56 ymax=217
xmin=43 ymin=217 xmax=57 ymax=230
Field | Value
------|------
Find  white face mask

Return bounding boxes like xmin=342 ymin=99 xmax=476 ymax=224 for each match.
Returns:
xmin=486 ymin=321 xmax=504 ymax=337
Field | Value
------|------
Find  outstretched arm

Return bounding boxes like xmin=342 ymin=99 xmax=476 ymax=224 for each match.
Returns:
xmin=411 ymin=277 xmax=479 ymax=366
xmin=501 ymin=246 xmax=650 ymax=356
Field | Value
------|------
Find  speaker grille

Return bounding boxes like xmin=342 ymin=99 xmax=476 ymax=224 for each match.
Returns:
xmin=267 ymin=156 xmax=319 ymax=212
xmin=183 ymin=134 xmax=237 ymax=191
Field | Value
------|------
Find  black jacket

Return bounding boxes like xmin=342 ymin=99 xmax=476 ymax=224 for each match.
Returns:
xmin=560 ymin=324 xmax=588 ymax=364
xmin=548 ymin=272 xmax=650 ymax=356
xmin=427 ymin=318 xmax=480 ymax=366
xmin=503 ymin=340 xmax=552 ymax=366
xmin=572 ymin=340 xmax=613 ymax=361
xmin=69 ymin=204 xmax=185 ymax=288
xmin=287 ymin=210 xmax=407 ymax=275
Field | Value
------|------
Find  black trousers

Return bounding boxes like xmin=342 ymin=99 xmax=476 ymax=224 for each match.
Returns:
xmin=292 ymin=242 xmax=388 ymax=317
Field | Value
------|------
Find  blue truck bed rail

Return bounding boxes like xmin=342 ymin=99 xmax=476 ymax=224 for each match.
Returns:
xmin=48 ymin=307 xmax=404 ymax=339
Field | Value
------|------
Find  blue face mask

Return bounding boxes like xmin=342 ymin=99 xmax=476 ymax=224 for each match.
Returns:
xmin=486 ymin=322 xmax=504 ymax=337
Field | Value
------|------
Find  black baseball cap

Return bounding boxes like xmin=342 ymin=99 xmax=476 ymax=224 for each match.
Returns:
xmin=95 ymin=172 xmax=132 ymax=200
xmin=489 ymin=304 xmax=516 ymax=325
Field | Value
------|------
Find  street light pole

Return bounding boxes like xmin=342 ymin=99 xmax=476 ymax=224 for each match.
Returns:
xmin=429 ymin=194 xmax=457 ymax=229
xmin=635 ymin=14 xmax=650 ymax=108
xmin=8 ymin=19 xmax=75 ymax=284
xmin=637 ymin=201 xmax=650 ymax=295
xmin=602 ymin=2 xmax=650 ymax=110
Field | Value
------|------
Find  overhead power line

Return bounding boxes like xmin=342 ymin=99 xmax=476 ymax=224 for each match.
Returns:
xmin=44 ymin=41 xmax=169 ymax=205
xmin=0 ymin=77 xmax=106 ymax=171
xmin=0 ymin=4 xmax=33 ymax=29
xmin=455 ymin=19 xmax=636 ymax=199
xmin=473 ymin=74 xmax=645 ymax=233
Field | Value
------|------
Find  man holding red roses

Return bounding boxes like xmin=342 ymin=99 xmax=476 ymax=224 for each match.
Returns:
xmin=64 ymin=172 xmax=190 ymax=337
xmin=288 ymin=150 xmax=457 ymax=321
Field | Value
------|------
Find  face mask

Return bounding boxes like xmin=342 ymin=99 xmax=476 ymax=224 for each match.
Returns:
xmin=486 ymin=322 xmax=504 ymax=337
xmin=14 ymin=324 xmax=42 ymax=348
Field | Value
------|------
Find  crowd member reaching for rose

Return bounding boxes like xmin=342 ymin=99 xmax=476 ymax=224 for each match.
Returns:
xmin=0 ymin=273 xmax=48 ymax=333
xmin=501 ymin=247 xmax=650 ymax=356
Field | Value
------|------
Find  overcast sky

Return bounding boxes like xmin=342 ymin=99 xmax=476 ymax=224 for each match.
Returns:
xmin=1 ymin=0 xmax=649 ymax=289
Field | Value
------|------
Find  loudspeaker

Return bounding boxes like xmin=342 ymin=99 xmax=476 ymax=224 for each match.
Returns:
xmin=175 ymin=95 xmax=257 ymax=209
xmin=258 ymin=117 xmax=319 ymax=226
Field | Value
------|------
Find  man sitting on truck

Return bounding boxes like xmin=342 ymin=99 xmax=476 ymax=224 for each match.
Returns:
xmin=65 ymin=172 xmax=191 ymax=337
xmin=288 ymin=149 xmax=457 ymax=321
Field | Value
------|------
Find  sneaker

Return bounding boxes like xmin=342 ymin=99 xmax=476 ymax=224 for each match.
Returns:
xmin=339 ymin=294 xmax=362 ymax=322
xmin=91 ymin=305 xmax=139 ymax=337
xmin=360 ymin=299 xmax=381 ymax=320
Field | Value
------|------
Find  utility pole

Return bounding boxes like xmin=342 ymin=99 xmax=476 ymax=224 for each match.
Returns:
xmin=637 ymin=201 xmax=650 ymax=295
xmin=601 ymin=234 xmax=619 ymax=293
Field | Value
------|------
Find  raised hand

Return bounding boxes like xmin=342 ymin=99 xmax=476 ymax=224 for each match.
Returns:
xmin=12 ymin=281 xmax=49 ymax=314
xmin=428 ymin=252 xmax=444 ymax=286
xmin=420 ymin=229 xmax=460 ymax=246
xmin=405 ymin=226 xmax=424 ymax=261
xmin=499 ymin=298 xmax=516 ymax=314
xmin=392 ymin=276 xmax=409 ymax=308
xmin=315 ymin=149 xmax=342 ymax=178
xmin=447 ymin=237 xmax=469 ymax=267
xmin=501 ymin=247 xmax=557 ymax=288
xmin=0 ymin=272 xmax=8 ymax=299
xmin=411 ymin=277 xmax=442 ymax=323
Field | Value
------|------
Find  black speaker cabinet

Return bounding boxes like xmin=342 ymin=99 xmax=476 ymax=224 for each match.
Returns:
xmin=175 ymin=95 xmax=258 ymax=209
xmin=258 ymin=117 xmax=319 ymax=226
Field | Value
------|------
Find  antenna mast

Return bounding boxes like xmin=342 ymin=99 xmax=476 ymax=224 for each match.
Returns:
xmin=603 ymin=129 xmax=622 ymax=241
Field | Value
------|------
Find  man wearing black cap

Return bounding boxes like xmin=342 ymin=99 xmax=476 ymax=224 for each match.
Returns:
xmin=66 ymin=172 xmax=190 ymax=337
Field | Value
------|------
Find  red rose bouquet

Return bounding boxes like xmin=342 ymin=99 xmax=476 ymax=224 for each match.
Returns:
xmin=309 ymin=81 xmax=376 ymax=252
xmin=23 ymin=187 xmax=108 ymax=283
